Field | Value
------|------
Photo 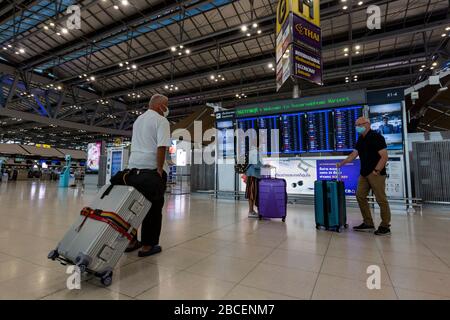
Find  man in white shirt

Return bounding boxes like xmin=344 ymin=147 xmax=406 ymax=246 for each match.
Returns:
xmin=124 ymin=94 xmax=171 ymax=257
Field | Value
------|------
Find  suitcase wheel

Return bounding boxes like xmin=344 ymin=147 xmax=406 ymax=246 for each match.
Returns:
xmin=335 ymin=228 xmax=341 ymax=233
xmin=259 ymin=215 xmax=262 ymax=220
xmin=282 ymin=217 xmax=286 ymax=222
xmin=47 ymin=250 xmax=59 ymax=261
xmin=344 ymin=224 xmax=349 ymax=229
xmin=77 ymin=264 xmax=87 ymax=273
xmin=100 ymin=272 xmax=113 ymax=287
xmin=315 ymin=224 xmax=321 ymax=230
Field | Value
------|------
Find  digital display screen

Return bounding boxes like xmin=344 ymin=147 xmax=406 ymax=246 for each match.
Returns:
xmin=110 ymin=151 xmax=122 ymax=177
xmin=369 ymin=103 xmax=403 ymax=150
xmin=216 ymin=120 xmax=235 ymax=159
xmin=305 ymin=109 xmax=334 ymax=152
xmin=335 ymin=106 xmax=363 ymax=151
xmin=87 ymin=142 xmax=101 ymax=172
xmin=257 ymin=115 xmax=280 ymax=155
xmin=236 ymin=117 xmax=257 ymax=158
xmin=281 ymin=113 xmax=306 ymax=154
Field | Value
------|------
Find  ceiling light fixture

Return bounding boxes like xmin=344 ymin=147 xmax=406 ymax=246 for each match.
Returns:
xmin=114 ymin=5 xmax=119 ymax=10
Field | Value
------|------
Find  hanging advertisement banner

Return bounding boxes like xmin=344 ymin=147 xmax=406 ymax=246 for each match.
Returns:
xmin=292 ymin=43 xmax=323 ymax=86
xmin=276 ymin=0 xmax=322 ymax=91
xmin=276 ymin=45 xmax=293 ymax=91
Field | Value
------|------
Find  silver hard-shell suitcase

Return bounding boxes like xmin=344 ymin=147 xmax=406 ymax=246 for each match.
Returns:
xmin=48 ymin=184 xmax=151 ymax=286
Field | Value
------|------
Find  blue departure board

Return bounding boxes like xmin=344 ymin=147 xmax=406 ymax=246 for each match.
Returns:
xmin=111 ymin=151 xmax=122 ymax=177
xmin=335 ymin=106 xmax=363 ymax=151
xmin=236 ymin=117 xmax=257 ymax=158
xmin=305 ymin=109 xmax=334 ymax=152
xmin=257 ymin=115 xmax=280 ymax=154
xmin=280 ymin=113 xmax=306 ymax=154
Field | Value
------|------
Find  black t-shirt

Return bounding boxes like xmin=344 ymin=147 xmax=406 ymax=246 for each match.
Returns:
xmin=355 ymin=130 xmax=387 ymax=177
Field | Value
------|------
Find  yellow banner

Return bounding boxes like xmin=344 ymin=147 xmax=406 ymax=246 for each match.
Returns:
xmin=276 ymin=0 xmax=320 ymax=34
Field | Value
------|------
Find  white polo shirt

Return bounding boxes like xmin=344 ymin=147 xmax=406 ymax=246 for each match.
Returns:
xmin=128 ymin=109 xmax=171 ymax=171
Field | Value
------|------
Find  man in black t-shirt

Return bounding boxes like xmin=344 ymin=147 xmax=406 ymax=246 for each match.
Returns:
xmin=337 ymin=117 xmax=391 ymax=236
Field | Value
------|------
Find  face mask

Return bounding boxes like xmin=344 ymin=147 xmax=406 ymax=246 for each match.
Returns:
xmin=356 ymin=126 xmax=366 ymax=134
xmin=162 ymin=105 xmax=169 ymax=118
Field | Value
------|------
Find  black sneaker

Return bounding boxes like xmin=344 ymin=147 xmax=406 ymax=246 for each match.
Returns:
xmin=374 ymin=226 xmax=391 ymax=236
xmin=353 ymin=223 xmax=375 ymax=232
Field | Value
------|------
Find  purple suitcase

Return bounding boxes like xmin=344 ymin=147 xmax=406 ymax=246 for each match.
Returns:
xmin=257 ymin=178 xmax=287 ymax=222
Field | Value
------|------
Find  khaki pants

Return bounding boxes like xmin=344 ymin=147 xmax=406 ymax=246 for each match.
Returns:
xmin=356 ymin=174 xmax=391 ymax=228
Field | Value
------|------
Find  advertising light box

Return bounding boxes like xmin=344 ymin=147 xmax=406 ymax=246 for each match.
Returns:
xmin=240 ymin=156 xmax=405 ymax=197
xmin=86 ymin=142 xmax=101 ymax=172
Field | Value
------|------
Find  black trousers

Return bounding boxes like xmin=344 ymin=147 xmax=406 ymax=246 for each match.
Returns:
xmin=111 ymin=169 xmax=167 ymax=246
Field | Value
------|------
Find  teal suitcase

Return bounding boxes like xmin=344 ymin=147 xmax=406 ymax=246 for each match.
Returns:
xmin=314 ymin=180 xmax=348 ymax=232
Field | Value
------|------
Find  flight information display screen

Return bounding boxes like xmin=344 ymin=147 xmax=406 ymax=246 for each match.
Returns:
xmin=216 ymin=120 xmax=234 ymax=159
xmin=305 ymin=109 xmax=334 ymax=152
xmin=257 ymin=115 xmax=280 ymax=155
xmin=280 ymin=113 xmax=306 ymax=154
xmin=335 ymin=106 xmax=363 ymax=151
xmin=236 ymin=117 xmax=257 ymax=158
xmin=111 ymin=151 xmax=122 ymax=177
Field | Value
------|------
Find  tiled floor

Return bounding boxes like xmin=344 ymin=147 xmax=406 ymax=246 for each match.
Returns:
xmin=0 ymin=181 xmax=450 ymax=300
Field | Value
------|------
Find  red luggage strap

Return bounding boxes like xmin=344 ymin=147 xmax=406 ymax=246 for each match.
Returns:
xmin=77 ymin=207 xmax=137 ymax=241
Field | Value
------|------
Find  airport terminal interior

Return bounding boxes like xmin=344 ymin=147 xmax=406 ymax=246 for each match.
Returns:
xmin=0 ymin=0 xmax=450 ymax=301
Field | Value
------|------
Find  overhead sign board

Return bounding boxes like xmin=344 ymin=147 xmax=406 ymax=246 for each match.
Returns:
xmin=235 ymin=90 xmax=367 ymax=117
